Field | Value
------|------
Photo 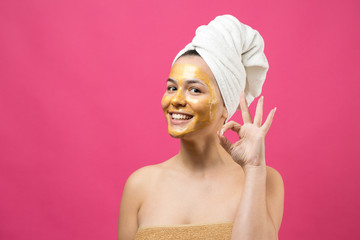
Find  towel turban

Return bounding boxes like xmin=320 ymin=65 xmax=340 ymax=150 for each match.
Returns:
xmin=172 ymin=15 xmax=269 ymax=122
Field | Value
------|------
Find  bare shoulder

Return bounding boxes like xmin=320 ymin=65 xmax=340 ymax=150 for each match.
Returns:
xmin=123 ymin=164 xmax=164 ymax=201
xmin=266 ymin=166 xmax=284 ymax=186
xmin=265 ymin=166 xmax=284 ymax=233
xmin=265 ymin=165 xmax=284 ymax=200
xmin=117 ymin=164 xmax=163 ymax=240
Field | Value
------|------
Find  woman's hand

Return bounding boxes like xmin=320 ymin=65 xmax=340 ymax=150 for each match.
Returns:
xmin=217 ymin=92 xmax=276 ymax=167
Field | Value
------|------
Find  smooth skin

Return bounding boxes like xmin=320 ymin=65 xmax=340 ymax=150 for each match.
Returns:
xmin=117 ymin=55 xmax=284 ymax=240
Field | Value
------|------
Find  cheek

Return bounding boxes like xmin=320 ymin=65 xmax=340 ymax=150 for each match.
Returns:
xmin=208 ymin=87 xmax=222 ymax=120
xmin=161 ymin=94 xmax=171 ymax=111
xmin=188 ymin=97 xmax=213 ymax=117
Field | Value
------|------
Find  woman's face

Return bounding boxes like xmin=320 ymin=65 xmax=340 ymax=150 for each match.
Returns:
xmin=161 ymin=55 xmax=227 ymax=138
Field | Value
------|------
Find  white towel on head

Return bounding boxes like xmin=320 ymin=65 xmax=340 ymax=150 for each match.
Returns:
xmin=172 ymin=15 xmax=269 ymax=122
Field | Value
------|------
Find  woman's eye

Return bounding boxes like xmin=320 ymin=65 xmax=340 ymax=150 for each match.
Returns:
xmin=190 ymin=88 xmax=201 ymax=93
xmin=167 ymin=86 xmax=177 ymax=91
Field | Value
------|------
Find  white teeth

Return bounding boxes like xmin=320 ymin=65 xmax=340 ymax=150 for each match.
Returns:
xmin=171 ymin=113 xmax=192 ymax=120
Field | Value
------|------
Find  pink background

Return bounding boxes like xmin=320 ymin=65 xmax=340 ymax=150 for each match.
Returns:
xmin=1 ymin=0 xmax=359 ymax=239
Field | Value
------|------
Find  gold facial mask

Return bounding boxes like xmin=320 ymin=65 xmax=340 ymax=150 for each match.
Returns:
xmin=161 ymin=63 xmax=220 ymax=138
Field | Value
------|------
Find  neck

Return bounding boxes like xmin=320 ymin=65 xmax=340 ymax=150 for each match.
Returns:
xmin=176 ymin=133 xmax=232 ymax=173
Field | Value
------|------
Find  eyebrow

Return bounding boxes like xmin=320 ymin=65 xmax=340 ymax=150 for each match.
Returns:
xmin=167 ymin=78 xmax=206 ymax=87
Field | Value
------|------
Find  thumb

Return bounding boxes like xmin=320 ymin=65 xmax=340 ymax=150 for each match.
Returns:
xmin=217 ymin=132 xmax=232 ymax=154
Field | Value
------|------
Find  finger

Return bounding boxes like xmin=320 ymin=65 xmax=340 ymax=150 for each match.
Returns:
xmin=217 ymin=132 xmax=233 ymax=154
xmin=220 ymin=120 xmax=242 ymax=136
xmin=253 ymin=96 xmax=264 ymax=127
xmin=239 ymin=91 xmax=253 ymax=124
xmin=261 ymin=107 xmax=276 ymax=134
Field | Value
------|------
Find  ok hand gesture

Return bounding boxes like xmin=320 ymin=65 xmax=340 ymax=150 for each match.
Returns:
xmin=217 ymin=92 xmax=276 ymax=168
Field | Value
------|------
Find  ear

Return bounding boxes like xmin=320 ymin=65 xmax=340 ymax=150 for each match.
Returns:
xmin=221 ymin=105 xmax=228 ymax=122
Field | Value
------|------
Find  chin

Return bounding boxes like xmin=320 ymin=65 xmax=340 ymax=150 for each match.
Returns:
xmin=168 ymin=130 xmax=194 ymax=139
xmin=168 ymin=127 xmax=212 ymax=140
xmin=168 ymin=132 xmax=182 ymax=139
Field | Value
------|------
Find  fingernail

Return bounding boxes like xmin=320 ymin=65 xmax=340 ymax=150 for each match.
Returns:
xmin=274 ymin=107 xmax=277 ymax=112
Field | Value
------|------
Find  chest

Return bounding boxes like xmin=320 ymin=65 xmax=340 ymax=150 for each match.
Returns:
xmin=138 ymin=173 xmax=243 ymax=227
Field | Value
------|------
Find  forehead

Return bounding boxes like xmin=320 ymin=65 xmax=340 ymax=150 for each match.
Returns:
xmin=169 ymin=64 xmax=210 ymax=84
xmin=170 ymin=56 xmax=216 ymax=86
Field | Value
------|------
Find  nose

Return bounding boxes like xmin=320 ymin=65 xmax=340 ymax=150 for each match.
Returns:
xmin=171 ymin=89 xmax=186 ymax=107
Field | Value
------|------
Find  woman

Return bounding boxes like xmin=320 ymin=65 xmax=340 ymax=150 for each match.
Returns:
xmin=118 ymin=15 xmax=284 ymax=240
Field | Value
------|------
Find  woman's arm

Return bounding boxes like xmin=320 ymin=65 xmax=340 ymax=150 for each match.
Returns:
xmin=117 ymin=169 xmax=146 ymax=240
xmin=218 ymin=93 xmax=284 ymax=239
xmin=231 ymin=165 xmax=284 ymax=240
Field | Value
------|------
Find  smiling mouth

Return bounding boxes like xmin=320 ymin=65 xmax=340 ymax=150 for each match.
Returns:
xmin=169 ymin=112 xmax=194 ymax=121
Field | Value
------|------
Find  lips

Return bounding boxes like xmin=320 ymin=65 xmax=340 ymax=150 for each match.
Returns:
xmin=168 ymin=111 xmax=194 ymax=122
